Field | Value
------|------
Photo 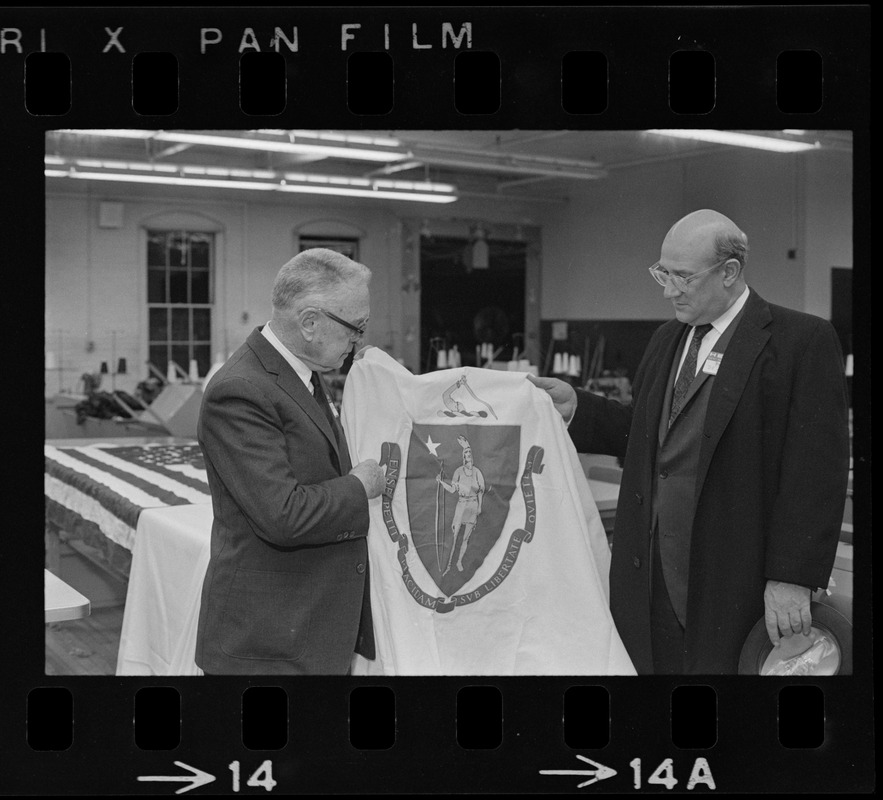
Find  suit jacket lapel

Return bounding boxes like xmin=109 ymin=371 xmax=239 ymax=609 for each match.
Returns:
xmin=696 ymin=290 xmax=771 ymax=493
xmin=650 ymin=323 xmax=688 ymax=446
xmin=246 ymin=328 xmax=345 ymax=469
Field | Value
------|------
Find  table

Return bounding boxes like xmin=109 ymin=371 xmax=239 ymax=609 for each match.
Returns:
xmin=587 ymin=478 xmax=619 ymax=536
xmin=114 ymin=477 xmax=620 ymax=677
xmin=814 ymin=540 xmax=853 ymax=623
xmin=44 ymin=569 xmax=91 ymax=623
xmin=117 ymin=504 xmax=214 ymax=676
xmin=45 ymin=437 xmax=211 ymax=563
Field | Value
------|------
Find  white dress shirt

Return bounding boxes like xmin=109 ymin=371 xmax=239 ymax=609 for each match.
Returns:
xmin=261 ymin=321 xmax=314 ymax=394
xmin=675 ymin=286 xmax=750 ymax=382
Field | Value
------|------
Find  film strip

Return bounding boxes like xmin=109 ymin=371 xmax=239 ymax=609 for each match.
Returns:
xmin=3 ymin=5 xmax=871 ymax=795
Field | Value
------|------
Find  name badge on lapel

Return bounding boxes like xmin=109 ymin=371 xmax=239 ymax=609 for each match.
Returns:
xmin=703 ymin=351 xmax=723 ymax=375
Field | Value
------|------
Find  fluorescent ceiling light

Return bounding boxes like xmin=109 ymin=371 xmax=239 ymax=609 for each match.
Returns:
xmin=44 ymin=161 xmax=457 ymax=203
xmin=57 ymin=129 xmax=155 ymax=139
xmin=408 ymin=149 xmax=606 ymax=180
xmin=45 ymin=156 xmax=455 ymax=194
xmin=274 ymin=184 xmax=455 ymax=203
xmin=645 ymin=130 xmax=818 ymax=153
xmin=57 ymin=172 xmax=279 ymax=191
xmin=55 ymin=129 xmax=407 ymax=162
xmin=257 ymin=129 xmax=401 ymax=148
xmin=153 ymin=132 xmax=405 ymax=162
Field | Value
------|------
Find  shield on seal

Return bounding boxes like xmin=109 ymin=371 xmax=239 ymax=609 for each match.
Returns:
xmin=406 ymin=423 xmax=520 ymax=596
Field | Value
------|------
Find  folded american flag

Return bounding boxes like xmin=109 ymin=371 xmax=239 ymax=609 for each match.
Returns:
xmin=44 ymin=442 xmax=211 ymax=551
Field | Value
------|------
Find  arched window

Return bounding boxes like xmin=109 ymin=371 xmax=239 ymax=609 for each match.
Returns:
xmin=146 ymin=229 xmax=215 ymax=378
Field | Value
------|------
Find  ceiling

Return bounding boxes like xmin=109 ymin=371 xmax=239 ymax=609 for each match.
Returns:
xmin=44 ymin=129 xmax=852 ymax=205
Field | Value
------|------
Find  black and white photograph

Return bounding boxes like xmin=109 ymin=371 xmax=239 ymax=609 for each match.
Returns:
xmin=2 ymin=4 xmax=871 ymax=796
xmin=43 ymin=128 xmax=855 ymax=678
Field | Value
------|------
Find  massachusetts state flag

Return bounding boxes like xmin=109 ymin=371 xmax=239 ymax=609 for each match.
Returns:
xmin=341 ymin=348 xmax=635 ymax=676
xmin=44 ymin=442 xmax=210 ymax=551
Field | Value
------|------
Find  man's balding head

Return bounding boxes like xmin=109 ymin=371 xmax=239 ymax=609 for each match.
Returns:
xmin=664 ymin=209 xmax=749 ymax=269
xmin=656 ymin=209 xmax=748 ymax=325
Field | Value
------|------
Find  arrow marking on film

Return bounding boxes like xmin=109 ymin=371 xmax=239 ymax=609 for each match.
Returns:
xmin=137 ymin=761 xmax=216 ymax=794
xmin=540 ymin=754 xmax=618 ymax=788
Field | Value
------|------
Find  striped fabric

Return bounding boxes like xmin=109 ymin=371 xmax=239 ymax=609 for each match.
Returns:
xmin=44 ymin=442 xmax=211 ymax=551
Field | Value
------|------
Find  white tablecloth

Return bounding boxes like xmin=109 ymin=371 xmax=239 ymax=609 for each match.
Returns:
xmin=116 ymin=503 xmax=213 ymax=676
xmin=114 ymin=480 xmax=620 ymax=677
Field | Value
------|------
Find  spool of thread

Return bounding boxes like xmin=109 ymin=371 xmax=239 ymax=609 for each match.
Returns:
xmin=437 ymin=349 xmax=448 ymax=369
xmin=552 ymin=352 xmax=563 ymax=374
xmin=568 ymin=355 xmax=580 ymax=377
xmin=100 ymin=361 xmax=109 ymax=374
xmin=117 ymin=357 xmax=127 ymax=375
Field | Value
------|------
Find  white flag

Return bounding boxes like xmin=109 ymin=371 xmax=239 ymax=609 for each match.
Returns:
xmin=341 ymin=348 xmax=635 ymax=676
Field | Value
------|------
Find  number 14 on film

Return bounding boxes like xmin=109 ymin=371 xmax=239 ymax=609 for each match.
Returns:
xmin=229 ymin=761 xmax=277 ymax=792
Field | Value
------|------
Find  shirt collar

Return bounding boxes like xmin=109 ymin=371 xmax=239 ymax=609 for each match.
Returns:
xmin=261 ymin=321 xmax=313 ymax=390
xmin=710 ymin=285 xmax=750 ymax=333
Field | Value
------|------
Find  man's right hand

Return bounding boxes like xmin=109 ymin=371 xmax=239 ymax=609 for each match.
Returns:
xmin=350 ymin=459 xmax=386 ymax=499
xmin=527 ymin=375 xmax=577 ymax=422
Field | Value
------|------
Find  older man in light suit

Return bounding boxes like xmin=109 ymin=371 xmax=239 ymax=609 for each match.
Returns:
xmin=531 ymin=210 xmax=850 ymax=674
xmin=195 ymin=248 xmax=385 ymax=675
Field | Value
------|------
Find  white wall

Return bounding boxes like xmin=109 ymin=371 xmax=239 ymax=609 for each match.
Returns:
xmin=803 ymin=149 xmax=853 ymax=319
xmin=45 ymin=147 xmax=852 ymax=396
xmin=538 ymin=148 xmax=852 ymax=321
xmin=44 ymin=184 xmax=545 ymax=395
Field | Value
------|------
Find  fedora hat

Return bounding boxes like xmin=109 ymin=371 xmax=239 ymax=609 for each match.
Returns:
xmin=738 ymin=602 xmax=852 ymax=676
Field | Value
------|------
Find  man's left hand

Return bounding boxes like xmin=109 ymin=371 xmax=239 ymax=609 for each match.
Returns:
xmin=764 ymin=580 xmax=812 ymax=646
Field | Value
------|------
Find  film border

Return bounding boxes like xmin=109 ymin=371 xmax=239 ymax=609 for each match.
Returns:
xmin=1 ymin=4 xmax=872 ymax=795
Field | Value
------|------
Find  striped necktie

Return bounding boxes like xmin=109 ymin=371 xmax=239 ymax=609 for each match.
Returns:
xmin=669 ymin=323 xmax=713 ymax=426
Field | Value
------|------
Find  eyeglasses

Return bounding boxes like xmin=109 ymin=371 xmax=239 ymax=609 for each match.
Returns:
xmin=319 ymin=308 xmax=367 ymax=340
xmin=648 ymin=258 xmax=732 ymax=292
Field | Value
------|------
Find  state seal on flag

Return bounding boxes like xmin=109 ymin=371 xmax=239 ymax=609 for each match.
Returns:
xmin=379 ymin=425 xmax=545 ymax=614
xmin=407 ymin=424 xmax=520 ymax=596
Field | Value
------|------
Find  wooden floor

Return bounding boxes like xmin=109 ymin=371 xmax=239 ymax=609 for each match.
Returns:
xmin=45 ymin=543 xmax=128 ymax=676
xmin=45 ymin=605 xmax=125 ymax=676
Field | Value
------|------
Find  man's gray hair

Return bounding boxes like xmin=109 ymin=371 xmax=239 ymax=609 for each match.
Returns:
xmin=713 ymin=228 xmax=749 ymax=269
xmin=271 ymin=248 xmax=371 ymax=312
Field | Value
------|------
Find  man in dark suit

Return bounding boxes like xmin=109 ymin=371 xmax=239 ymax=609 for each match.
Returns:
xmin=530 ymin=210 xmax=850 ymax=674
xmin=195 ymin=248 xmax=386 ymax=675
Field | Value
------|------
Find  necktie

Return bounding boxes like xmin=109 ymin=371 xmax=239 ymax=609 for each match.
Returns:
xmin=669 ymin=323 xmax=713 ymax=426
xmin=310 ymin=371 xmax=341 ymax=446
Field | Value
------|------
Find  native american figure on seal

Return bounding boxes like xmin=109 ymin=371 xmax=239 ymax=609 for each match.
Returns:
xmin=436 ymin=435 xmax=487 ymax=574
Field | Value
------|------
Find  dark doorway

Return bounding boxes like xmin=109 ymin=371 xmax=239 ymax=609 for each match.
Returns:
xmin=830 ymin=267 xmax=852 ymax=357
xmin=420 ymin=236 xmax=527 ymax=372
xmin=831 ymin=267 xmax=852 ymax=407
